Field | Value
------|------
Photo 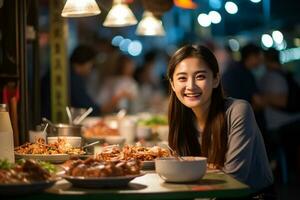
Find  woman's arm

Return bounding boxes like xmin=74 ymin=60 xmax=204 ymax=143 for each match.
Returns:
xmin=222 ymin=100 xmax=257 ymax=183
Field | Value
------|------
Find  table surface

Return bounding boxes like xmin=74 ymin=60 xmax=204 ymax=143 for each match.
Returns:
xmin=14 ymin=170 xmax=251 ymax=200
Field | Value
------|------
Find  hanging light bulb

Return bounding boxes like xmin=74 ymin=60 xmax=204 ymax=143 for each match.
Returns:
xmin=103 ymin=0 xmax=137 ymax=27
xmin=61 ymin=0 xmax=101 ymax=17
xmin=136 ymin=11 xmax=165 ymax=36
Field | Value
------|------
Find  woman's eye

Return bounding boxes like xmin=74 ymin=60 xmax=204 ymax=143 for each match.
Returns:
xmin=196 ymin=75 xmax=205 ymax=80
xmin=178 ymin=77 xmax=186 ymax=81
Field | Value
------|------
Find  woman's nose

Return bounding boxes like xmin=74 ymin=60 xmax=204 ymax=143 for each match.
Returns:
xmin=186 ymin=78 xmax=196 ymax=90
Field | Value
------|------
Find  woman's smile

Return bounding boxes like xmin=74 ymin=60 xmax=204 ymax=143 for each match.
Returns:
xmin=184 ymin=92 xmax=202 ymax=100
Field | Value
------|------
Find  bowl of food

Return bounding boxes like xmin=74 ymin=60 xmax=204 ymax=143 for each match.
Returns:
xmin=155 ymin=156 xmax=207 ymax=183
xmin=47 ymin=136 xmax=82 ymax=148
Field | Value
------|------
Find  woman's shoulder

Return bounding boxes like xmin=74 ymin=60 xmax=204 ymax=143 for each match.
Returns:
xmin=225 ymin=98 xmax=258 ymax=137
xmin=225 ymin=97 xmax=251 ymax=109
xmin=225 ymin=97 xmax=253 ymax=118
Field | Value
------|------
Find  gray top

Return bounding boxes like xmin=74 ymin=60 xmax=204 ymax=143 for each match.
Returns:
xmin=222 ymin=98 xmax=273 ymax=191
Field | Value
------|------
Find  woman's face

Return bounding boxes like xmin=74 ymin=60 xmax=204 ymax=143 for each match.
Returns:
xmin=171 ymin=57 xmax=219 ymax=110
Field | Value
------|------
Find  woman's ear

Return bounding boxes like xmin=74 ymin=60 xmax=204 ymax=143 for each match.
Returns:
xmin=213 ymin=74 xmax=220 ymax=88
xmin=170 ymin=80 xmax=175 ymax=91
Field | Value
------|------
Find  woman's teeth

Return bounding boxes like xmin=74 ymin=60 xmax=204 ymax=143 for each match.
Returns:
xmin=185 ymin=93 xmax=201 ymax=97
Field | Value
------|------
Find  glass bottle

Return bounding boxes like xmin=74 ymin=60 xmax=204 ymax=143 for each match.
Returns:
xmin=0 ymin=104 xmax=15 ymax=162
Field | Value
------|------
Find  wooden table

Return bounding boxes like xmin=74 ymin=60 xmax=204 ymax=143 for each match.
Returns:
xmin=14 ymin=171 xmax=251 ymax=200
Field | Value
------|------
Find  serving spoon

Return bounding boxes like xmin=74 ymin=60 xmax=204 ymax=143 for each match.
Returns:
xmin=73 ymin=107 xmax=93 ymax=125
xmin=66 ymin=106 xmax=72 ymax=124
xmin=42 ymin=117 xmax=55 ymax=127
xmin=82 ymin=141 xmax=100 ymax=149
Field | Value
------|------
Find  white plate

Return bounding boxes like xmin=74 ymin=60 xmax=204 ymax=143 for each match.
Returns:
xmin=0 ymin=179 xmax=57 ymax=196
xmin=15 ymin=153 xmax=70 ymax=164
xmin=62 ymin=173 xmax=144 ymax=188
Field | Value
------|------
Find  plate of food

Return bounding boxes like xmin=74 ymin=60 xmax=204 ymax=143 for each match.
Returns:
xmin=15 ymin=153 xmax=70 ymax=164
xmin=14 ymin=139 xmax=85 ymax=163
xmin=0 ymin=159 xmax=58 ymax=195
xmin=62 ymin=174 xmax=144 ymax=188
xmin=61 ymin=157 xmax=143 ymax=188
xmin=0 ymin=179 xmax=57 ymax=195
xmin=97 ymin=143 xmax=170 ymax=160
xmin=96 ymin=143 xmax=170 ymax=170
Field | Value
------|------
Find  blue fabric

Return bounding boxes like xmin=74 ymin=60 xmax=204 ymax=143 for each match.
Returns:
xmin=222 ymin=63 xmax=258 ymax=104
xmin=70 ymin=70 xmax=100 ymax=116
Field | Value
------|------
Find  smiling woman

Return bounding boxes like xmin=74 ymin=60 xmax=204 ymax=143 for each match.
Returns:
xmin=167 ymin=45 xmax=274 ymax=195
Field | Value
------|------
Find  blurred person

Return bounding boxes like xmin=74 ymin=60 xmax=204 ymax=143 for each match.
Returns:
xmin=134 ymin=51 xmax=157 ymax=87
xmin=262 ymin=48 xmax=300 ymax=113
xmin=86 ymin=37 xmax=119 ymax=102
xmin=69 ymin=45 xmax=101 ymax=116
xmin=97 ymin=54 xmax=138 ymax=114
xmin=222 ymin=43 xmax=266 ymax=132
xmin=260 ymin=48 xmax=300 ymax=183
xmin=203 ymin=41 xmax=235 ymax=76
xmin=167 ymin=45 xmax=273 ymax=194
xmin=134 ymin=51 xmax=167 ymax=113
xmin=41 ymin=45 xmax=101 ymax=118
xmin=221 ymin=45 xmax=239 ymax=75
xmin=222 ymin=43 xmax=263 ymax=105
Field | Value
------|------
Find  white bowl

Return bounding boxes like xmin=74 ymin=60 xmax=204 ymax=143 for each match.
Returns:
xmin=155 ymin=156 xmax=207 ymax=183
xmin=105 ymin=136 xmax=125 ymax=145
xmin=47 ymin=136 xmax=82 ymax=148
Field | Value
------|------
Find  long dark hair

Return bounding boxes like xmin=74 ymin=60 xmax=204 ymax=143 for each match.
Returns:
xmin=167 ymin=45 xmax=227 ymax=168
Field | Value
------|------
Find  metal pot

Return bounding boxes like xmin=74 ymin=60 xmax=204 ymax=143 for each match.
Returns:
xmin=49 ymin=123 xmax=82 ymax=137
